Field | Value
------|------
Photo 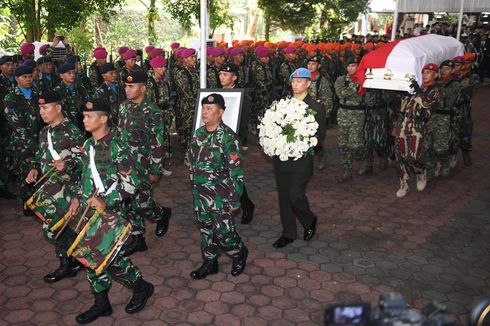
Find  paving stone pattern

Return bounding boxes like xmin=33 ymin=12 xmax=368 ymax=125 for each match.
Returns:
xmin=1 ymin=88 xmax=489 ymax=325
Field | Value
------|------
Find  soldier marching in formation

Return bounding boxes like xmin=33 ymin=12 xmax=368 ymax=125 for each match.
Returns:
xmin=0 ymin=34 xmax=482 ymax=323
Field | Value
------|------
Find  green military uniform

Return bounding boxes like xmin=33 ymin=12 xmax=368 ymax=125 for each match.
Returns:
xmin=119 ymin=66 xmax=143 ymax=88
xmin=0 ymin=69 xmax=16 ymax=193
xmin=54 ymin=82 xmax=89 ymax=129
xmin=364 ymin=88 xmax=389 ymax=170
xmin=94 ymin=81 xmax=126 ymax=128
xmin=250 ymin=59 xmax=273 ymax=128
xmin=4 ymin=85 xmax=40 ymax=200
xmin=38 ymin=73 xmax=60 ymax=94
xmin=117 ymin=97 xmax=166 ymax=236
xmin=174 ymin=65 xmax=200 ymax=150
xmin=189 ymin=121 xmax=245 ymax=260
xmin=278 ymin=60 xmax=298 ymax=98
xmin=146 ymin=72 xmax=174 ymax=130
xmin=69 ymin=131 xmax=142 ymax=292
xmin=78 ymin=72 xmax=95 ymax=98
xmin=207 ymin=64 xmax=221 ymax=88
xmin=88 ymin=62 xmax=104 ymax=89
xmin=334 ymin=73 xmax=366 ymax=175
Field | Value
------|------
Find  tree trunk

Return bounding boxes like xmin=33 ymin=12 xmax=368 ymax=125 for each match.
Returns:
xmin=264 ymin=13 xmax=271 ymax=41
xmin=246 ymin=9 xmax=259 ymax=39
xmin=148 ymin=0 xmax=157 ymax=44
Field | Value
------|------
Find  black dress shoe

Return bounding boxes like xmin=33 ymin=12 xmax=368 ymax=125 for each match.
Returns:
xmin=190 ymin=259 xmax=218 ymax=280
xmin=76 ymin=291 xmax=112 ymax=324
xmin=125 ymin=279 xmax=154 ymax=314
xmin=123 ymin=235 xmax=148 ymax=257
xmin=155 ymin=207 xmax=171 ymax=237
xmin=304 ymin=217 xmax=317 ymax=241
xmin=272 ymin=236 xmax=294 ymax=248
xmin=241 ymin=205 xmax=254 ymax=224
xmin=44 ymin=257 xmax=82 ymax=283
xmin=231 ymin=246 xmax=248 ymax=276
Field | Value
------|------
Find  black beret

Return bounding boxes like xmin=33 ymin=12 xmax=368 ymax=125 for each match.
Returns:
xmin=14 ymin=65 xmax=34 ymax=77
xmin=38 ymin=90 xmax=62 ymax=105
xmin=23 ymin=60 xmax=37 ymax=68
xmin=12 ymin=54 xmax=22 ymax=63
xmin=125 ymin=70 xmax=147 ymax=84
xmin=307 ymin=56 xmax=320 ymax=63
xmin=65 ymin=55 xmax=81 ymax=64
xmin=0 ymin=55 xmax=13 ymax=65
xmin=83 ymin=98 xmax=111 ymax=115
xmin=100 ymin=63 xmax=116 ymax=74
xmin=58 ymin=63 xmax=75 ymax=74
xmin=36 ymin=56 xmax=52 ymax=65
xmin=201 ymin=93 xmax=225 ymax=110
xmin=439 ymin=60 xmax=454 ymax=69
xmin=345 ymin=56 xmax=359 ymax=66
xmin=219 ymin=62 xmax=238 ymax=74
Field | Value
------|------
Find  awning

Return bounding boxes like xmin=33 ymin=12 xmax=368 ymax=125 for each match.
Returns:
xmin=369 ymin=0 xmax=490 ymax=13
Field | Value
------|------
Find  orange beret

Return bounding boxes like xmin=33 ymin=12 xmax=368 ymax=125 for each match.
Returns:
xmin=464 ymin=53 xmax=476 ymax=61
xmin=363 ymin=42 xmax=374 ymax=50
xmin=290 ymin=42 xmax=301 ymax=49
xmin=264 ymin=42 xmax=274 ymax=49
xmin=305 ymin=44 xmax=317 ymax=52
xmin=352 ymin=43 xmax=361 ymax=50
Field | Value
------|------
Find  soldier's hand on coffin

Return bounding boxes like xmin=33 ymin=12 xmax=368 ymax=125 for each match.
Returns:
xmin=149 ymin=174 xmax=160 ymax=184
xmin=86 ymin=197 xmax=106 ymax=211
xmin=68 ymin=198 xmax=80 ymax=216
xmin=50 ymin=159 xmax=66 ymax=171
xmin=26 ymin=169 xmax=39 ymax=184
xmin=409 ymin=80 xmax=422 ymax=94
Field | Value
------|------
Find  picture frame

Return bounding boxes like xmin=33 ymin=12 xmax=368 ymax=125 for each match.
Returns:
xmin=193 ymin=88 xmax=244 ymax=135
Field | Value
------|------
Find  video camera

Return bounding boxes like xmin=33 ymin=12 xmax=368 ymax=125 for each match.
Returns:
xmin=324 ymin=292 xmax=490 ymax=326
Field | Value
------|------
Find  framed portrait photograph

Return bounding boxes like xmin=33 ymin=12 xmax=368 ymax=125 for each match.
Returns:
xmin=193 ymin=88 xmax=244 ymax=135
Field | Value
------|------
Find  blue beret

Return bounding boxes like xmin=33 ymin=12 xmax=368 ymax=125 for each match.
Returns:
xmin=100 ymin=63 xmax=116 ymax=74
xmin=58 ymin=63 xmax=75 ymax=74
xmin=290 ymin=68 xmax=311 ymax=80
xmin=36 ymin=56 xmax=52 ymax=65
xmin=0 ymin=55 xmax=13 ymax=65
xmin=65 ymin=56 xmax=81 ymax=64
xmin=23 ymin=60 xmax=37 ymax=68
xmin=14 ymin=65 xmax=34 ymax=77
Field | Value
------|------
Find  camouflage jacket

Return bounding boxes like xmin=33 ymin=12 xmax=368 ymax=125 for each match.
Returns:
xmin=174 ymin=66 xmax=200 ymax=109
xmin=94 ymin=81 xmax=126 ymax=127
xmin=0 ymin=73 xmax=16 ymax=105
xmin=435 ymin=78 xmax=461 ymax=113
xmin=117 ymin=98 xmax=164 ymax=177
xmin=320 ymin=55 xmax=337 ymax=81
xmin=54 ymin=82 xmax=89 ymax=125
xmin=394 ymin=83 xmax=441 ymax=134
xmin=4 ymin=86 xmax=40 ymax=151
xmin=189 ymin=122 xmax=244 ymax=212
xmin=457 ymin=72 xmax=479 ymax=106
xmin=364 ymin=88 xmax=385 ymax=108
xmin=250 ymin=60 xmax=273 ymax=100
xmin=31 ymin=117 xmax=84 ymax=182
xmin=78 ymin=72 xmax=95 ymax=98
xmin=71 ymin=131 xmax=138 ymax=211
xmin=119 ymin=65 xmax=143 ymax=87
xmin=114 ymin=59 xmax=125 ymax=72
xmin=146 ymin=74 xmax=174 ymax=124
xmin=308 ymin=73 xmax=334 ymax=117
xmin=236 ymin=64 xmax=248 ymax=88
xmin=278 ymin=60 xmax=298 ymax=98
xmin=207 ymin=64 xmax=221 ymax=89
xmin=38 ymin=73 xmax=60 ymax=94
xmin=88 ymin=62 xmax=104 ymax=89
xmin=334 ymin=74 xmax=364 ymax=107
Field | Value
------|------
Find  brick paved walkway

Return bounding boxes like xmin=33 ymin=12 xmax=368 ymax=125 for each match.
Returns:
xmin=1 ymin=88 xmax=489 ymax=325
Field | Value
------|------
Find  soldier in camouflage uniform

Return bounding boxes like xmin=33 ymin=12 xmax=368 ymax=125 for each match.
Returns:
xmin=174 ymin=48 xmax=200 ymax=155
xmin=4 ymin=65 xmax=40 ymax=208
xmin=94 ymin=63 xmax=126 ymax=128
xmin=0 ymin=55 xmax=16 ymax=198
xmin=114 ymin=46 xmax=129 ymax=71
xmin=206 ymin=47 xmax=223 ymax=88
xmin=89 ymin=47 xmax=108 ymax=89
xmin=119 ymin=49 xmax=144 ymax=87
xmin=278 ymin=46 xmax=299 ymax=98
xmin=54 ymin=63 xmax=89 ymax=129
xmin=364 ymin=88 xmax=390 ymax=172
xmin=452 ymin=54 xmax=479 ymax=167
xmin=307 ymin=56 xmax=333 ymax=171
xmin=117 ymin=71 xmax=171 ymax=256
xmin=188 ymin=93 xmax=248 ymax=280
xmin=334 ymin=57 xmax=367 ymax=182
xmin=37 ymin=56 xmax=59 ymax=94
xmin=250 ymin=46 xmax=273 ymax=131
xmin=25 ymin=90 xmax=84 ymax=283
xmin=426 ymin=60 xmax=460 ymax=179
xmin=67 ymin=55 xmax=95 ymax=97
xmin=68 ymin=99 xmax=154 ymax=324
xmin=229 ymin=47 xmax=248 ymax=88
xmin=392 ymin=64 xmax=441 ymax=198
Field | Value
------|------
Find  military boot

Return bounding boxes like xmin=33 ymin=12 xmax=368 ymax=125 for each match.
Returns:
xmin=190 ymin=259 xmax=218 ymax=280
xmin=123 ymin=235 xmax=148 ymax=257
xmin=336 ymin=169 xmax=352 ymax=183
xmin=155 ymin=206 xmax=172 ymax=237
xmin=416 ymin=170 xmax=427 ymax=191
xmin=379 ymin=157 xmax=388 ymax=171
xmin=231 ymin=246 xmax=248 ymax=277
xmin=462 ymin=151 xmax=472 ymax=166
xmin=75 ymin=290 xmax=112 ymax=324
xmin=449 ymin=154 xmax=457 ymax=168
xmin=358 ymin=164 xmax=373 ymax=176
xmin=125 ymin=278 xmax=154 ymax=314
xmin=44 ymin=257 xmax=83 ymax=283
xmin=396 ymin=177 xmax=409 ymax=198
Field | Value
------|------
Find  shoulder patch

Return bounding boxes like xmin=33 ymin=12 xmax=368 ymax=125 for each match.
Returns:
xmin=230 ymin=153 xmax=238 ymax=161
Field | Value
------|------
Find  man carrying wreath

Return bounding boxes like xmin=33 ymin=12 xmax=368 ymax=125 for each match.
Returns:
xmin=271 ymin=68 xmax=326 ymax=248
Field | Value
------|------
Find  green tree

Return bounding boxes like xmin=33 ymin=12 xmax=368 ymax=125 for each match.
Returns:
xmin=0 ymin=0 xmax=124 ymax=42
xmin=315 ymin=0 xmax=369 ymax=39
xmin=161 ymin=0 xmax=234 ymax=37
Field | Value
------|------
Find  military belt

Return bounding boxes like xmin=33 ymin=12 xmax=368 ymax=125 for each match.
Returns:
xmin=340 ymin=104 xmax=365 ymax=111
xmin=365 ymin=105 xmax=385 ymax=110
xmin=433 ymin=109 xmax=453 ymax=115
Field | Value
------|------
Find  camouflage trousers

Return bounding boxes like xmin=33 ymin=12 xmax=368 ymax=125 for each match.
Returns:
xmin=394 ymin=122 xmax=428 ymax=179
xmin=196 ymin=211 xmax=244 ymax=261
xmin=43 ymin=222 xmax=76 ymax=258
xmin=177 ymin=102 xmax=195 ymax=151
xmin=426 ymin=113 xmax=452 ymax=177
xmin=364 ymin=106 xmax=389 ymax=165
xmin=0 ymin=145 xmax=8 ymax=189
xmin=126 ymin=180 xmax=164 ymax=235
xmin=251 ymin=93 xmax=271 ymax=128
xmin=337 ymin=108 xmax=367 ymax=170
xmin=87 ymin=254 xmax=141 ymax=293
xmin=450 ymin=104 xmax=473 ymax=154
xmin=8 ymin=144 xmax=36 ymax=201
